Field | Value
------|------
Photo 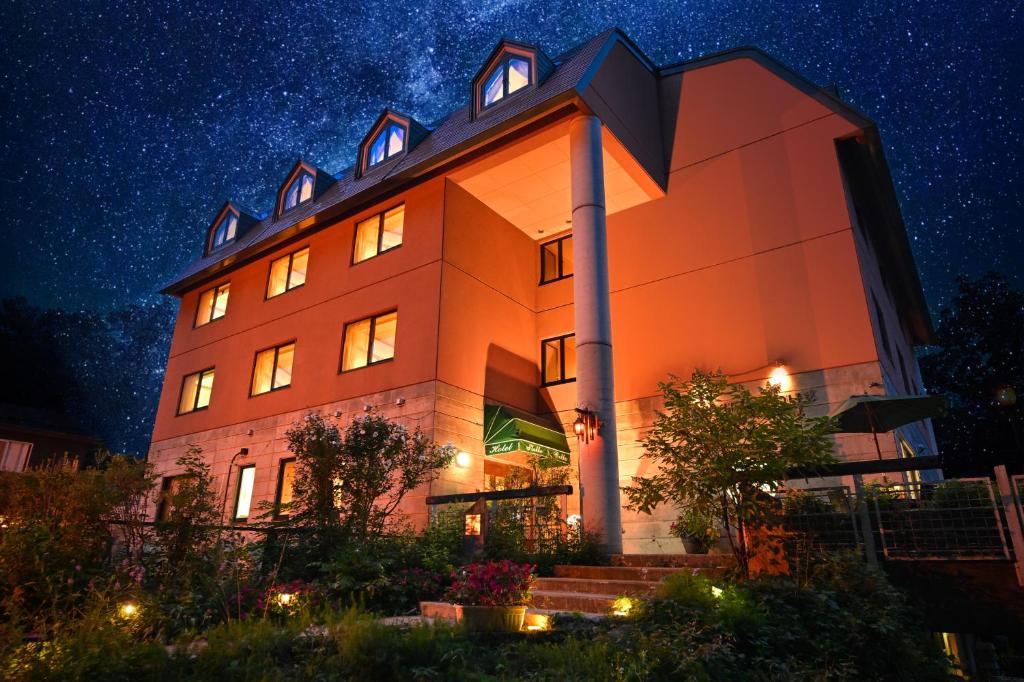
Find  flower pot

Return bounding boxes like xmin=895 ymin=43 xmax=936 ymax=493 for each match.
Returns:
xmin=681 ymin=537 xmax=710 ymax=555
xmin=459 ymin=605 xmax=527 ymax=632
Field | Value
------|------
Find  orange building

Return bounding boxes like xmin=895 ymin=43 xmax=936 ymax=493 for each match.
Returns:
xmin=150 ymin=30 xmax=935 ymax=554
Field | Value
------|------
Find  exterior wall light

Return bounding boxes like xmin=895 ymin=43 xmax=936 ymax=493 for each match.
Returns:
xmin=455 ymin=451 xmax=472 ymax=468
xmin=566 ymin=513 xmax=581 ymax=528
xmin=573 ymin=408 xmax=600 ymax=444
xmin=767 ymin=361 xmax=791 ymax=392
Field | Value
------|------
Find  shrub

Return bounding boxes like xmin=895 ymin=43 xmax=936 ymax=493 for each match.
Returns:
xmin=445 ymin=560 xmax=533 ymax=606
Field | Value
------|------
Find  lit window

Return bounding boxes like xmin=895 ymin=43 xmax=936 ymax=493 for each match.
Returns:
xmin=276 ymin=458 xmax=296 ymax=516
xmin=210 ymin=213 xmax=238 ymax=250
xmin=341 ymin=311 xmax=397 ymax=371
xmin=366 ymin=121 xmax=406 ymax=169
xmin=540 ymin=235 xmax=573 ymax=284
xmin=481 ymin=55 xmax=532 ymax=108
xmin=266 ymin=247 xmax=309 ymax=298
xmin=195 ymin=282 xmax=230 ymax=326
xmin=541 ymin=334 xmax=576 ymax=386
xmin=251 ymin=342 xmax=295 ymax=395
xmin=353 ymin=205 xmax=404 ymax=263
xmin=234 ymin=465 xmax=255 ymax=521
xmin=178 ymin=368 xmax=215 ymax=414
xmin=282 ymin=171 xmax=315 ymax=212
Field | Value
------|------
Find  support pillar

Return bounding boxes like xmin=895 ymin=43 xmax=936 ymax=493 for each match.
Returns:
xmin=570 ymin=114 xmax=622 ymax=554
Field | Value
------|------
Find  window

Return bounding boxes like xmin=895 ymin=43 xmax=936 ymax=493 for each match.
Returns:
xmin=481 ymin=54 xmax=532 ymax=108
xmin=156 ymin=475 xmax=192 ymax=521
xmin=282 ymin=171 xmax=314 ymax=212
xmin=251 ymin=342 xmax=295 ymax=395
xmin=234 ymin=465 xmax=255 ymax=521
xmin=540 ymin=234 xmax=573 ymax=284
xmin=541 ymin=333 xmax=576 ymax=386
xmin=366 ymin=121 xmax=406 ymax=169
xmin=177 ymin=368 xmax=215 ymax=414
xmin=275 ymin=458 xmax=296 ymax=517
xmin=354 ymin=205 xmax=404 ymax=263
xmin=210 ymin=213 xmax=238 ymax=250
xmin=341 ymin=311 xmax=397 ymax=371
xmin=266 ymin=247 xmax=309 ymax=298
xmin=871 ymin=292 xmax=892 ymax=360
xmin=195 ymin=283 xmax=230 ymax=326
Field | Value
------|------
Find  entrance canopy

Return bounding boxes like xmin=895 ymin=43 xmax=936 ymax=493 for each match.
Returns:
xmin=484 ymin=404 xmax=571 ymax=468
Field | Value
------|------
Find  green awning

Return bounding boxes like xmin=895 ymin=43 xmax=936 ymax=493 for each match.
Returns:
xmin=483 ymin=404 xmax=571 ymax=468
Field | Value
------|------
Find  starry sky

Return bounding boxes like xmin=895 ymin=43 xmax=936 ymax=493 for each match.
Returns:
xmin=0 ymin=1 xmax=1021 ymax=453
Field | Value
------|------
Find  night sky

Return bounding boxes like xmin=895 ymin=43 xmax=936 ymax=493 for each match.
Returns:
xmin=1 ymin=1 xmax=1021 ymax=453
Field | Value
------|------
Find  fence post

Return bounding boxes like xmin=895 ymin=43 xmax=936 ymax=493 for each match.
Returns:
xmin=993 ymin=465 xmax=1024 ymax=587
xmin=853 ymin=474 xmax=879 ymax=567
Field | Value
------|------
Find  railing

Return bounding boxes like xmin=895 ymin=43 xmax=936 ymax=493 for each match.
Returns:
xmin=777 ymin=478 xmax=1013 ymax=563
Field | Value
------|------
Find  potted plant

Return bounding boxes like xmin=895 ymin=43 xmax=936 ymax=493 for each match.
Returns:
xmin=445 ymin=560 xmax=533 ymax=632
xmin=670 ymin=508 xmax=719 ymax=554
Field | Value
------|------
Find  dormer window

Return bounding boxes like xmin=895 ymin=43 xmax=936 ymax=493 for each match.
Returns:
xmin=210 ymin=213 xmax=238 ymax=250
xmin=283 ymin=171 xmax=314 ymax=212
xmin=481 ymin=54 xmax=532 ymax=108
xmin=367 ymin=121 xmax=406 ymax=168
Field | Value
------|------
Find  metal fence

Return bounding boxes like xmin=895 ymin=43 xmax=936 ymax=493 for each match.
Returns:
xmin=777 ymin=478 xmax=1013 ymax=562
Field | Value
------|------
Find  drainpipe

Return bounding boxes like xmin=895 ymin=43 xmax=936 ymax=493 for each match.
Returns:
xmin=570 ymin=113 xmax=622 ymax=555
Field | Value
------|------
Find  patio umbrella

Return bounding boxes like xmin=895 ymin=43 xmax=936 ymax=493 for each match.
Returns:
xmin=830 ymin=394 xmax=947 ymax=459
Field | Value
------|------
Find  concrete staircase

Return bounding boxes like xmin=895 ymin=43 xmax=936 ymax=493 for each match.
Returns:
xmin=420 ymin=554 xmax=734 ymax=621
xmin=531 ymin=554 xmax=733 ymax=615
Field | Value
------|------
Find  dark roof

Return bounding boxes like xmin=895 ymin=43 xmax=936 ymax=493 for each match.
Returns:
xmin=0 ymin=403 xmax=102 ymax=443
xmin=161 ymin=29 xmax=617 ymax=295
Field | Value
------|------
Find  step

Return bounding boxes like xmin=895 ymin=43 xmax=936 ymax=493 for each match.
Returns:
xmin=418 ymin=602 xmax=600 ymax=627
xmin=553 ymin=564 xmax=691 ymax=582
xmin=530 ymin=590 xmax=617 ymax=614
xmin=611 ymin=554 xmax=734 ymax=569
xmin=533 ymin=577 xmax=658 ymax=597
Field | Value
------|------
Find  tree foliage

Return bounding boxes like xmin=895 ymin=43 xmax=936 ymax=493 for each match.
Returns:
xmin=285 ymin=413 xmax=454 ymax=544
xmin=622 ymin=370 xmax=836 ymax=577
xmin=919 ymin=271 xmax=1024 ymax=476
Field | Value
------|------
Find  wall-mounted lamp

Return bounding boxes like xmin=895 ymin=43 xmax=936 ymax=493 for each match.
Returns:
xmin=767 ymin=361 xmax=791 ymax=392
xmin=455 ymin=451 xmax=472 ymax=468
xmin=573 ymin=408 xmax=600 ymax=444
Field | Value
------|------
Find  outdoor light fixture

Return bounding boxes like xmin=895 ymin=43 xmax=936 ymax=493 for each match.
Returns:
xmin=566 ymin=514 xmax=581 ymax=528
xmin=611 ymin=596 xmax=634 ymax=617
xmin=573 ymin=408 xmax=600 ymax=444
xmin=455 ymin=451 xmax=472 ymax=468
xmin=118 ymin=602 xmax=139 ymax=619
xmin=767 ymin=361 xmax=791 ymax=392
xmin=275 ymin=592 xmax=295 ymax=607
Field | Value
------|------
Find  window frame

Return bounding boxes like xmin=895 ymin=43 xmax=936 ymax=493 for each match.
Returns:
xmin=280 ymin=170 xmax=315 ymax=215
xmin=339 ymin=310 xmax=398 ymax=373
xmin=193 ymin=282 xmax=231 ymax=327
xmin=364 ymin=121 xmax=408 ymax=171
xmin=176 ymin=367 xmax=215 ymax=416
xmin=351 ymin=203 xmax=405 ymax=264
xmin=479 ymin=53 xmax=533 ymax=112
xmin=233 ymin=464 xmax=256 ymax=523
xmin=540 ymin=333 xmax=576 ymax=387
xmin=209 ymin=212 xmax=239 ymax=252
xmin=274 ymin=457 xmax=296 ymax=519
xmin=265 ymin=246 xmax=309 ymax=299
xmin=249 ymin=340 xmax=296 ymax=397
xmin=539 ymin=234 xmax=573 ymax=285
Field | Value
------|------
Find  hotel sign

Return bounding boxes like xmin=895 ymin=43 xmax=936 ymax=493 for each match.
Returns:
xmin=485 ymin=439 xmax=570 ymax=466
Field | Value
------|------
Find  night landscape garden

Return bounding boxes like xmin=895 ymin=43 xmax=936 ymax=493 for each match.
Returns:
xmin=1 ymin=1 xmax=1022 ymax=680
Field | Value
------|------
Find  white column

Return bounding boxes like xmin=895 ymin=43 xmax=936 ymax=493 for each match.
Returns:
xmin=570 ymin=114 xmax=622 ymax=555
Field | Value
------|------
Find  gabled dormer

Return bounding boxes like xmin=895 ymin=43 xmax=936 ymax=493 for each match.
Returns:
xmin=204 ymin=201 xmax=259 ymax=255
xmin=471 ymin=39 xmax=554 ymax=118
xmin=275 ymin=159 xmax=335 ymax=218
xmin=356 ymin=110 xmax=429 ymax=177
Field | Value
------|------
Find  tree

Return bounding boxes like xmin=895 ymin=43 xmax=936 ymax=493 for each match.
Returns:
xmin=622 ymin=370 xmax=836 ymax=578
xmin=919 ymin=272 xmax=1024 ymax=476
xmin=285 ymin=413 xmax=454 ymax=544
